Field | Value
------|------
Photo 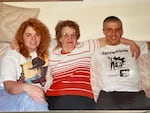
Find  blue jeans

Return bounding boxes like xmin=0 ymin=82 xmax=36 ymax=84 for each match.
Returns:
xmin=0 ymin=87 xmax=49 ymax=111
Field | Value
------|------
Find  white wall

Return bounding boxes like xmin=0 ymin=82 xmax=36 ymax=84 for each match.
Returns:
xmin=4 ymin=0 xmax=150 ymax=41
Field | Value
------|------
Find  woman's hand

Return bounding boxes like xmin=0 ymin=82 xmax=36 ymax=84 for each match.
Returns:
xmin=10 ymin=40 xmax=20 ymax=52
xmin=23 ymin=84 xmax=46 ymax=104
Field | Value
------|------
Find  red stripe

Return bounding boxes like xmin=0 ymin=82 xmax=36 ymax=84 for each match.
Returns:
xmin=51 ymin=81 xmax=91 ymax=89
xmin=46 ymin=90 xmax=93 ymax=99
xmin=53 ymin=75 xmax=90 ymax=82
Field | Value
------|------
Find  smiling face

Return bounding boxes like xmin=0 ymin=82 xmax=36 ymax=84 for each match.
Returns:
xmin=103 ymin=21 xmax=123 ymax=45
xmin=23 ymin=26 xmax=41 ymax=52
xmin=59 ymin=26 xmax=77 ymax=53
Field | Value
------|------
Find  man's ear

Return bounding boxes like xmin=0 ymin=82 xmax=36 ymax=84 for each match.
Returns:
xmin=103 ymin=28 xmax=105 ymax=35
xmin=121 ymin=30 xmax=123 ymax=36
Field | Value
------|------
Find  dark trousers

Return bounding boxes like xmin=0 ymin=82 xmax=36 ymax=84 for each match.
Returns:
xmin=96 ymin=90 xmax=150 ymax=110
xmin=46 ymin=95 xmax=96 ymax=110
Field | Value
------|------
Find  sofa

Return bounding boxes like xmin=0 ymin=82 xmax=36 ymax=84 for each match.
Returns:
xmin=0 ymin=2 xmax=150 ymax=112
xmin=138 ymin=53 xmax=150 ymax=98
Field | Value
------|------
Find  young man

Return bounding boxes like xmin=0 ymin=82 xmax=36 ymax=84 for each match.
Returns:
xmin=91 ymin=16 xmax=150 ymax=110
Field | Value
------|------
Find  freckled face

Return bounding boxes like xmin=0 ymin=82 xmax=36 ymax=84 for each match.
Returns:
xmin=103 ymin=21 xmax=123 ymax=45
xmin=23 ymin=26 xmax=41 ymax=52
xmin=60 ymin=26 xmax=77 ymax=52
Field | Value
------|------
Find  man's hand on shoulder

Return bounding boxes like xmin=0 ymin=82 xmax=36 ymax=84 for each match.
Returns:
xmin=121 ymin=37 xmax=140 ymax=59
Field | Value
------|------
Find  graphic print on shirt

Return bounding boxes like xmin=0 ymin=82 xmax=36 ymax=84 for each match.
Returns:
xmin=17 ymin=57 xmax=48 ymax=87
xmin=109 ymin=56 xmax=125 ymax=70
xmin=102 ymin=48 xmax=130 ymax=77
xmin=108 ymin=56 xmax=129 ymax=77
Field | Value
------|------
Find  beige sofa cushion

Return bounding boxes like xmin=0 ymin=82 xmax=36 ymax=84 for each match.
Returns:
xmin=0 ymin=43 xmax=10 ymax=58
xmin=138 ymin=53 xmax=150 ymax=97
xmin=0 ymin=3 xmax=40 ymax=43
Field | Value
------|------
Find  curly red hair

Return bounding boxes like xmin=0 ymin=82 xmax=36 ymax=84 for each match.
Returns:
xmin=15 ymin=18 xmax=51 ymax=60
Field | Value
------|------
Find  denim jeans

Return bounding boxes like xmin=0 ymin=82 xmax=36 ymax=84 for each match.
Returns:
xmin=0 ymin=86 xmax=49 ymax=111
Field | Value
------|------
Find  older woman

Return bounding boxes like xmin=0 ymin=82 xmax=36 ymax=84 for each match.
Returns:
xmin=45 ymin=20 xmax=98 ymax=110
xmin=0 ymin=18 xmax=50 ymax=111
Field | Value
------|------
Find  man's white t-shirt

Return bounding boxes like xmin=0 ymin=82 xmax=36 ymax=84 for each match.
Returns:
xmin=91 ymin=41 xmax=148 ymax=92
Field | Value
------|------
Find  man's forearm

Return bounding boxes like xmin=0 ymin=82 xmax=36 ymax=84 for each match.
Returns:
xmin=120 ymin=37 xmax=134 ymax=45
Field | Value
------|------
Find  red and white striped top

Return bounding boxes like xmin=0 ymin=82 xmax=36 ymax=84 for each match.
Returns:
xmin=46 ymin=39 xmax=99 ymax=99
